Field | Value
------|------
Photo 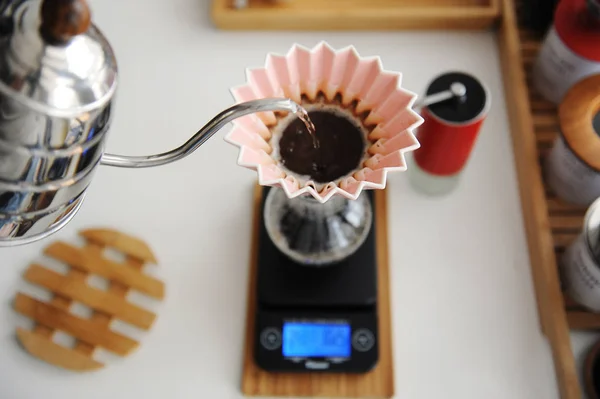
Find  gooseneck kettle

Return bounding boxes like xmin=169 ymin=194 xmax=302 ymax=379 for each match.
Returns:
xmin=0 ymin=0 xmax=303 ymax=246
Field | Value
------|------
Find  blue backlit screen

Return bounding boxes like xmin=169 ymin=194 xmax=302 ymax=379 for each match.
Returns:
xmin=282 ymin=322 xmax=351 ymax=357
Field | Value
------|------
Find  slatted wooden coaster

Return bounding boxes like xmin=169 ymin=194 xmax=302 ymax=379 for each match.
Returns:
xmin=241 ymin=185 xmax=393 ymax=398
xmin=13 ymin=228 xmax=165 ymax=372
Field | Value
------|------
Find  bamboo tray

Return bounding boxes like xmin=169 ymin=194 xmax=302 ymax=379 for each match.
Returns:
xmin=211 ymin=0 xmax=501 ymax=31
xmin=499 ymin=0 xmax=587 ymax=398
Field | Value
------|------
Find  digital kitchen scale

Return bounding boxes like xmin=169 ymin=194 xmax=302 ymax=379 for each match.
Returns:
xmin=253 ymin=186 xmax=379 ymax=373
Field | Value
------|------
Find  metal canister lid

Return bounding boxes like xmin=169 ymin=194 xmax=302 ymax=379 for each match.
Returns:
xmin=425 ymin=71 xmax=489 ymax=125
xmin=558 ymin=74 xmax=600 ymax=172
xmin=0 ymin=0 xmax=117 ymax=118
xmin=584 ymin=196 xmax=600 ymax=263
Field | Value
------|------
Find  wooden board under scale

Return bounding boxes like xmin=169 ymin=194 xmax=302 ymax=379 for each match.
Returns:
xmin=240 ymin=185 xmax=394 ymax=398
xmin=211 ymin=0 xmax=501 ymax=31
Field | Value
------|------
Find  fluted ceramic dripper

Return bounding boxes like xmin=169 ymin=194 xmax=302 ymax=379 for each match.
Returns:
xmin=225 ymin=41 xmax=424 ymax=204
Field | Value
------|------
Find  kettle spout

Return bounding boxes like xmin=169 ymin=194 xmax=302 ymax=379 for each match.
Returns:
xmin=100 ymin=98 xmax=311 ymax=168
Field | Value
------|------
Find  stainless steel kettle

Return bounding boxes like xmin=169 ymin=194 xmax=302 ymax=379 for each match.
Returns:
xmin=0 ymin=0 xmax=304 ymax=246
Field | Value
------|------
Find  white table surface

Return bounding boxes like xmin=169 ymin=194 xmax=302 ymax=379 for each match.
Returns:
xmin=0 ymin=0 xmax=564 ymax=398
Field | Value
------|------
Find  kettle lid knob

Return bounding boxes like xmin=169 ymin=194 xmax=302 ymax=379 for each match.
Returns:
xmin=40 ymin=0 xmax=91 ymax=44
xmin=0 ymin=0 xmax=117 ymax=118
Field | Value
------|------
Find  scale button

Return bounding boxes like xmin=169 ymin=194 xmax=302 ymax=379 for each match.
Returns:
xmin=260 ymin=327 xmax=281 ymax=350
xmin=352 ymin=329 xmax=375 ymax=352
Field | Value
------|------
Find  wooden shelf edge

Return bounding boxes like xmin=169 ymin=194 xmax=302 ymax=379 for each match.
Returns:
xmin=211 ymin=0 xmax=501 ymax=31
xmin=498 ymin=0 xmax=581 ymax=398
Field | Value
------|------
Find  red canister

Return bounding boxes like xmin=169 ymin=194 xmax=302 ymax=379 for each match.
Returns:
xmin=532 ymin=0 xmax=600 ymax=104
xmin=409 ymin=71 xmax=490 ymax=196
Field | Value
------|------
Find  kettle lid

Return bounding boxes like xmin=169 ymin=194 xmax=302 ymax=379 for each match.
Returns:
xmin=0 ymin=0 xmax=117 ymax=118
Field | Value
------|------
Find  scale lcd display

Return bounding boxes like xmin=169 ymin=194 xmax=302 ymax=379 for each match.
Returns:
xmin=282 ymin=322 xmax=351 ymax=358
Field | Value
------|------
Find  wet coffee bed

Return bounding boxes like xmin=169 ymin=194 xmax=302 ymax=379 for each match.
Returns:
xmin=278 ymin=110 xmax=366 ymax=183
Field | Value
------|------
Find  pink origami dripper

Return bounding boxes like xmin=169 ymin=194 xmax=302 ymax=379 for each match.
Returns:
xmin=225 ymin=42 xmax=424 ymax=203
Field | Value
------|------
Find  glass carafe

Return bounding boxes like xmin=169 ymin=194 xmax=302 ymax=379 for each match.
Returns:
xmin=263 ymin=187 xmax=372 ymax=266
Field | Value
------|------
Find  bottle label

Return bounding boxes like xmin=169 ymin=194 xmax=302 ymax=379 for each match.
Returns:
xmin=545 ymin=135 xmax=600 ymax=206
xmin=533 ymin=27 xmax=600 ymax=104
xmin=562 ymin=234 xmax=600 ymax=311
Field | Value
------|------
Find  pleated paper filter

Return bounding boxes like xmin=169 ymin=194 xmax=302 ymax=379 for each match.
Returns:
xmin=225 ymin=42 xmax=424 ymax=203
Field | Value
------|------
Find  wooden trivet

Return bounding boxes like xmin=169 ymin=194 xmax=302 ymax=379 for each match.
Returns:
xmin=241 ymin=185 xmax=393 ymax=398
xmin=13 ymin=228 xmax=165 ymax=372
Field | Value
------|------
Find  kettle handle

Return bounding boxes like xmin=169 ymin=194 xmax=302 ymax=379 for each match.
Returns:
xmin=100 ymin=98 xmax=303 ymax=169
